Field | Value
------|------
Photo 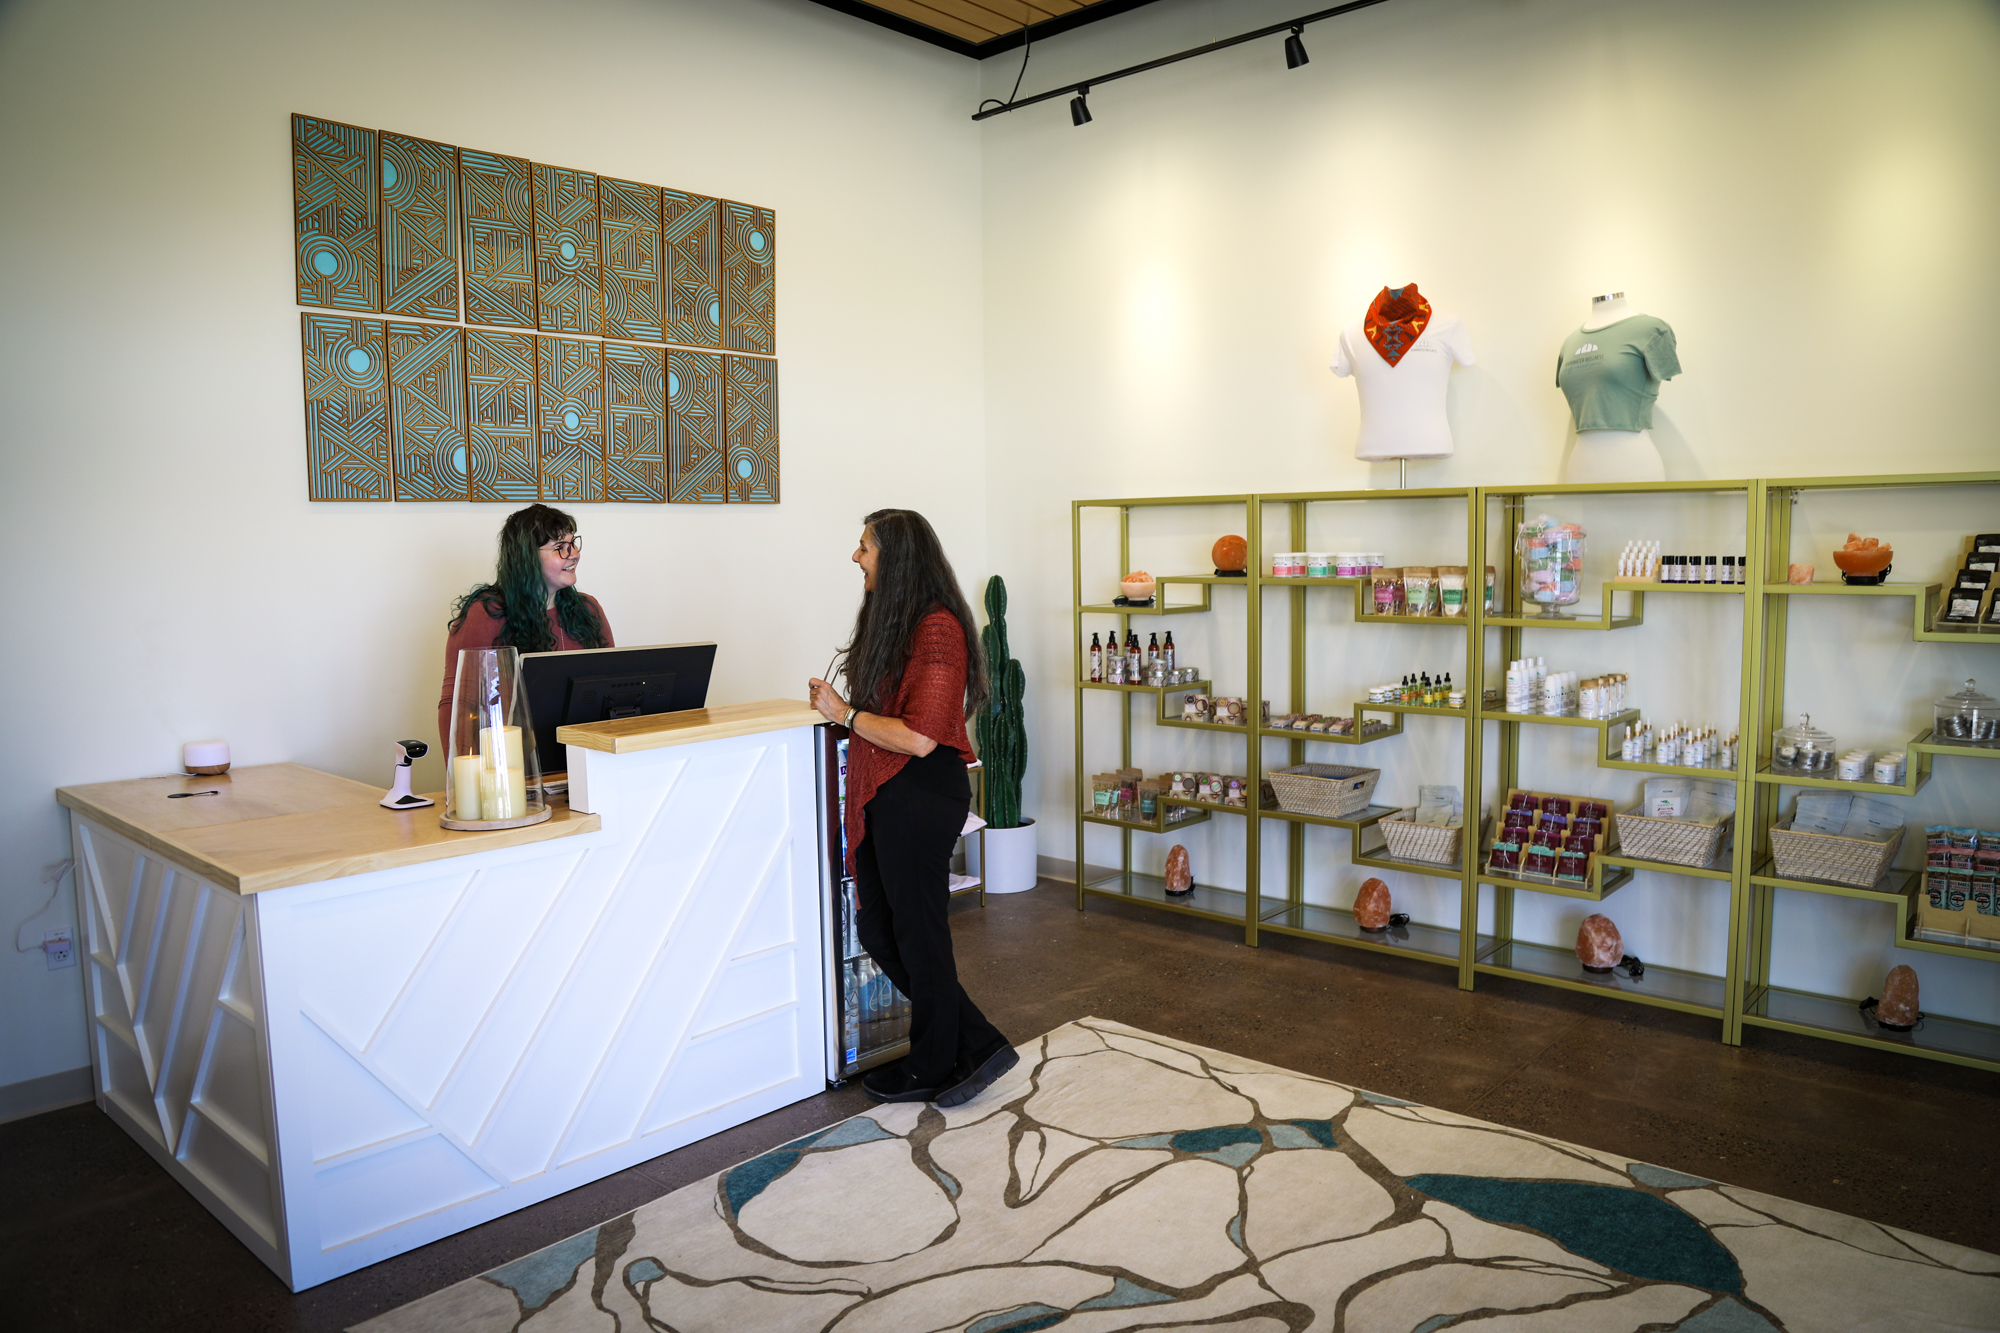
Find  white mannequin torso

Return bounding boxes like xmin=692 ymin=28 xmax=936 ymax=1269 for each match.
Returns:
xmin=1566 ymin=291 xmax=1665 ymax=483
xmin=1332 ymin=313 xmax=1475 ymax=460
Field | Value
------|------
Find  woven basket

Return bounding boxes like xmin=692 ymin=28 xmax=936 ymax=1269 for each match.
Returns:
xmin=1768 ymin=819 xmax=1904 ymax=887
xmin=1378 ymin=811 xmax=1465 ymax=865
xmin=1268 ymin=764 xmax=1381 ymax=819
xmin=1614 ymin=805 xmax=1732 ymax=868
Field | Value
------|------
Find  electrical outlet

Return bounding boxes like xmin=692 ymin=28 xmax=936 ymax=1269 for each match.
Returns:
xmin=43 ymin=928 xmax=75 ymax=970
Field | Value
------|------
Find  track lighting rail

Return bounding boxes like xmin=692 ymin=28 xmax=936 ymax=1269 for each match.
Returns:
xmin=969 ymin=0 xmax=1393 ymax=122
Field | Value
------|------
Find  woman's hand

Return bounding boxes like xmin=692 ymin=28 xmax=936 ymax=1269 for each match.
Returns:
xmin=808 ymin=678 xmax=848 ymax=724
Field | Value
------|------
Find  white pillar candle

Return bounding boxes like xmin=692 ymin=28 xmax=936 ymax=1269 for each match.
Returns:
xmin=450 ymin=753 xmax=484 ymax=820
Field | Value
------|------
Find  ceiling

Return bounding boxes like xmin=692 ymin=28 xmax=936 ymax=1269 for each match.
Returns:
xmin=806 ymin=0 xmax=1162 ymax=57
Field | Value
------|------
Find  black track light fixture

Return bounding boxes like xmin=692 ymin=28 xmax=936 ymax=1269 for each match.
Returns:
xmin=1070 ymin=86 xmax=1092 ymax=126
xmin=1284 ymin=26 xmax=1309 ymax=68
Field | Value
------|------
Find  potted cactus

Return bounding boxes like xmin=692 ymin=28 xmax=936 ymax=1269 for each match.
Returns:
xmin=974 ymin=575 xmax=1036 ymax=892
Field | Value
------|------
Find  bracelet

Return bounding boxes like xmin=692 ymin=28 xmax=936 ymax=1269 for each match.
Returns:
xmin=842 ymin=707 xmax=858 ymax=729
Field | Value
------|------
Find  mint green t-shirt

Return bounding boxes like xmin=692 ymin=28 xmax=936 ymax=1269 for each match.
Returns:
xmin=1557 ymin=316 xmax=1681 ymax=431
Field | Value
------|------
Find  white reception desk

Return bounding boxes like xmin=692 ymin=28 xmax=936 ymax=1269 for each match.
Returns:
xmin=56 ymin=700 xmax=828 ymax=1291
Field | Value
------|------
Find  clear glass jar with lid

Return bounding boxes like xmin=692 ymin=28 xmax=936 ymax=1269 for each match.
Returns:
xmin=1771 ymin=713 xmax=1837 ymax=773
xmin=1934 ymin=679 xmax=1999 ymax=746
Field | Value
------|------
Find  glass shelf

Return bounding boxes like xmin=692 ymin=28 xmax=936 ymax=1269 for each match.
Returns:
xmin=1600 ymin=844 xmax=1737 ymax=882
xmin=1351 ymin=846 xmax=1465 ymax=881
xmin=1749 ymin=860 xmax=1917 ymax=904
xmin=1256 ymin=898 xmax=1460 ymax=966
xmin=1260 ymin=803 xmax=1400 ymax=831
xmin=1084 ymin=871 xmax=1246 ymax=926
xmin=1742 ymin=985 xmax=2000 ymax=1070
xmin=1082 ymin=808 xmax=1211 ymax=836
xmin=1479 ymin=863 xmax=1634 ymax=902
xmin=1476 ymin=939 xmax=1726 ymax=1017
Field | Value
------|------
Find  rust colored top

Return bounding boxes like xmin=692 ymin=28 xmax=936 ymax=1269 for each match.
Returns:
xmin=845 ymin=607 xmax=976 ymax=872
xmin=437 ymin=595 xmax=613 ymax=748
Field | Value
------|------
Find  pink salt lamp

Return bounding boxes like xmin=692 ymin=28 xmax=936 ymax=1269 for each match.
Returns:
xmin=1876 ymin=964 xmax=1919 ymax=1030
xmin=1354 ymin=878 xmax=1392 ymax=931
xmin=1786 ymin=563 xmax=1815 ymax=585
xmin=1831 ymin=533 xmax=1894 ymax=578
xmin=1165 ymin=844 xmax=1193 ymax=896
xmin=1212 ymin=535 xmax=1248 ymax=573
xmin=1576 ymin=913 xmax=1622 ymax=972
xmin=1120 ymin=569 xmax=1156 ymax=601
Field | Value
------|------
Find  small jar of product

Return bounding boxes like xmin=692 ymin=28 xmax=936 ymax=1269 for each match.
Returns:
xmin=1271 ymin=553 xmax=1306 ymax=577
xmin=1771 ymin=713 xmax=1837 ymax=773
xmin=1934 ymin=679 xmax=1998 ymax=745
xmin=1872 ymin=751 xmax=1906 ymax=784
xmin=1306 ymin=553 xmax=1335 ymax=578
xmin=1335 ymin=553 xmax=1363 ymax=577
xmin=1836 ymin=749 xmax=1874 ymax=782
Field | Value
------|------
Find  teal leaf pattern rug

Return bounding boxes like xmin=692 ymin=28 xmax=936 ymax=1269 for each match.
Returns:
xmin=354 ymin=1018 xmax=2000 ymax=1332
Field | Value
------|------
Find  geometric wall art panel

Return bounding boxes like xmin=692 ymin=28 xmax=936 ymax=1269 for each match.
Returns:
xmin=465 ymin=329 xmax=539 ymax=503
xmin=380 ymin=133 xmax=460 ymax=321
xmin=722 ymin=354 xmax=778 ymax=503
xmin=598 ymin=177 xmax=663 ymax=343
xmin=533 ymin=164 xmax=602 ymax=337
xmin=537 ymin=336 xmax=604 ymax=503
xmin=721 ymin=201 xmax=775 ymax=356
xmin=461 ymin=149 xmax=536 ymax=329
xmin=667 ymin=348 xmax=725 ymax=504
xmin=387 ymin=322 xmax=467 ymax=501
xmin=663 ymin=188 xmax=723 ymax=350
xmin=603 ymin=341 xmax=665 ymax=502
xmin=294 ymin=115 xmax=380 ymax=313
xmin=301 ymin=314 xmax=390 ymax=501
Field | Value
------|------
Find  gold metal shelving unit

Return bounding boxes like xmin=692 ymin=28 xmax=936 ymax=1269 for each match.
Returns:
xmin=1072 ymin=473 xmax=2000 ymax=1073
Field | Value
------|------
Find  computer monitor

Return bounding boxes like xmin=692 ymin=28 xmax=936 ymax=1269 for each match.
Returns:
xmin=521 ymin=642 xmax=717 ymax=774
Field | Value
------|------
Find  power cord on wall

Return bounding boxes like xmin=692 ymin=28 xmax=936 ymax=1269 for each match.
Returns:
xmin=978 ymin=29 xmax=1032 ymax=114
xmin=14 ymin=859 xmax=74 ymax=952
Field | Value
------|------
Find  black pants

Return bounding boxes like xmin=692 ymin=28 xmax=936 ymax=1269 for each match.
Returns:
xmin=853 ymin=746 xmax=1006 ymax=1085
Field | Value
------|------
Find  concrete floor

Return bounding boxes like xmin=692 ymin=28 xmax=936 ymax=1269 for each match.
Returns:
xmin=5 ymin=881 xmax=1997 ymax=1331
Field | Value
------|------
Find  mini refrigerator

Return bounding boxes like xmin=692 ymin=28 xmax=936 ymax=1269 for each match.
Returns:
xmin=814 ymin=724 xmax=912 ymax=1082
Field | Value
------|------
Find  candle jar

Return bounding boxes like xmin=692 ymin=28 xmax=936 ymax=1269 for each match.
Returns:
xmin=1934 ymin=679 xmax=1999 ymax=746
xmin=443 ymin=646 xmax=552 ymax=829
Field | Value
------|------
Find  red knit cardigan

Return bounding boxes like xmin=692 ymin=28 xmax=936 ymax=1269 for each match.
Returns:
xmin=844 ymin=608 xmax=976 ymax=872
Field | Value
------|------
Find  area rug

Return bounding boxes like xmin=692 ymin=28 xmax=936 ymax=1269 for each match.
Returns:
xmin=354 ymin=1017 xmax=2000 ymax=1332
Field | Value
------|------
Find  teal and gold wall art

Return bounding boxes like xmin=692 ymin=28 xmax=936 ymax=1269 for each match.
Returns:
xmin=603 ymin=341 xmax=666 ymax=503
xmin=294 ymin=115 xmax=774 ymax=502
xmin=663 ymin=189 xmax=723 ymax=350
xmin=667 ymin=349 xmax=725 ymax=503
xmin=301 ymin=314 xmax=390 ymax=500
xmin=387 ymin=321 xmax=467 ymax=501
xmin=533 ymin=165 xmax=603 ymax=337
xmin=381 ymin=133 xmax=460 ymax=321
xmin=599 ymin=178 xmax=664 ymax=343
xmin=723 ymin=354 xmax=778 ymax=504
xmin=294 ymin=116 xmax=380 ymax=313
xmin=721 ymin=203 xmax=775 ymax=356
xmin=537 ymin=336 xmax=605 ymax=503
xmin=461 ymin=149 xmax=537 ymax=329
xmin=466 ymin=329 xmax=540 ymax=503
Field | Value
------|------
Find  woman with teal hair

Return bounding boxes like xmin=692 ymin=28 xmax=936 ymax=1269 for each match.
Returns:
xmin=437 ymin=504 xmax=612 ymax=746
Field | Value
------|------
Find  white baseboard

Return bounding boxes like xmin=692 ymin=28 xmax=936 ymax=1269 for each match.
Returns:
xmin=0 ymin=1066 xmax=93 ymax=1125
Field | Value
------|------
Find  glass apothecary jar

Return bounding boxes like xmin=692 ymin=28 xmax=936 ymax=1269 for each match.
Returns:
xmin=1770 ymin=713 xmax=1837 ymax=774
xmin=442 ymin=646 xmax=552 ymax=830
xmin=1516 ymin=515 xmax=1586 ymax=617
xmin=1934 ymin=679 xmax=1999 ymax=746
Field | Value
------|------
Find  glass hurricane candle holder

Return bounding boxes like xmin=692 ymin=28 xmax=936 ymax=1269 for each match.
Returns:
xmin=1516 ymin=516 xmax=1587 ymax=618
xmin=442 ymin=646 xmax=551 ymax=830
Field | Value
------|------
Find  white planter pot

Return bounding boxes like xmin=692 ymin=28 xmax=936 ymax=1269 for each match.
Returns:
xmin=975 ymin=818 xmax=1039 ymax=894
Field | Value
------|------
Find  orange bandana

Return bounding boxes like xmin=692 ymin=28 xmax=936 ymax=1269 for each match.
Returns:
xmin=1364 ymin=284 xmax=1432 ymax=367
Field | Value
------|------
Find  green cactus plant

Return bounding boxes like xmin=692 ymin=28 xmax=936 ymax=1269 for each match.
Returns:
xmin=975 ymin=574 xmax=1028 ymax=829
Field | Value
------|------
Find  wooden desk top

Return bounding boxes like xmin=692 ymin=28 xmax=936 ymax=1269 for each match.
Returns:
xmin=558 ymin=698 xmax=823 ymax=755
xmin=55 ymin=763 xmax=599 ymax=895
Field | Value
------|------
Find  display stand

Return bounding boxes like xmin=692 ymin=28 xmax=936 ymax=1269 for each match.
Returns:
xmin=1073 ymin=471 xmax=2000 ymax=1075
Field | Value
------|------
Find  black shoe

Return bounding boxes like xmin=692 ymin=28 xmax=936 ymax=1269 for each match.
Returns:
xmin=862 ymin=1063 xmax=942 ymax=1103
xmin=935 ymin=1040 xmax=1020 ymax=1109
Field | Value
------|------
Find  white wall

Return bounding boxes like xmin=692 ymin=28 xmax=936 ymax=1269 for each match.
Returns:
xmin=0 ymin=0 xmax=985 ymax=1093
xmin=979 ymin=0 xmax=2000 ymax=1009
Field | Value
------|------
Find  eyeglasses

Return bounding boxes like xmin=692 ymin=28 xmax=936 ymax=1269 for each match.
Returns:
xmin=543 ymin=534 xmax=582 ymax=558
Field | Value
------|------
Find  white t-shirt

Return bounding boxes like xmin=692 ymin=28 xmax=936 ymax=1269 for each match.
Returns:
xmin=1331 ymin=315 xmax=1476 ymax=459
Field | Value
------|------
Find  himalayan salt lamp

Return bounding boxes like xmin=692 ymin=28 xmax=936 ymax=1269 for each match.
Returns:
xmin=1165 ymin=844 xmax=1193 ymax=896
xmin=1354 ymin=878 xmax=1393 ymax=931
xmin=1576 ymin=913 xmax=1622 ymax=972
xmin=1832 ymin=533 xmax=1894 ymax=580
xmin=1876 ymin=964 xmax=1919 ymax=1030
xmin=1787 ymin=563 xmax=1815 ymax=585
xmin=1212 ymin=534 xmax=1248 ymax=574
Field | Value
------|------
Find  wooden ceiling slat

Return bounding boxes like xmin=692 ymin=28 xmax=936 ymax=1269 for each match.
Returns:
xmin=811 ymin=0 xmax=1146 ymax=54
xmin=862 ymin=0 xmax=1005 ymax=41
